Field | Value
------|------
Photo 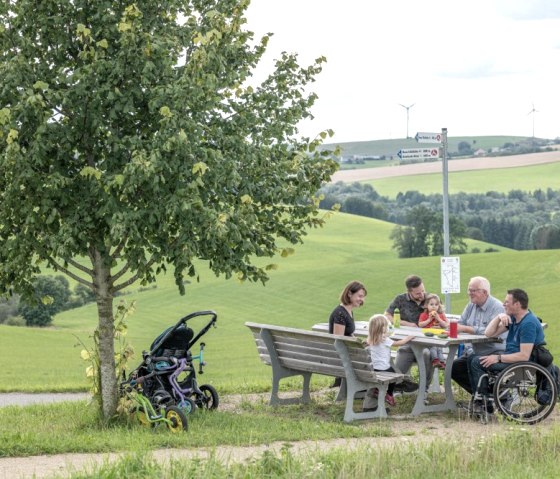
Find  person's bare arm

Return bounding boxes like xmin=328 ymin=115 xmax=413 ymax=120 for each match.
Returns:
xmin=485 ymin=313 xmax=509 ymax=338
xmin=333 ymin=323 xmax=346 ymax=336
xmin=391 ymin=335 xmax=415 ymax=347
xmin=479 ymin=343 xmax=533 ymax=367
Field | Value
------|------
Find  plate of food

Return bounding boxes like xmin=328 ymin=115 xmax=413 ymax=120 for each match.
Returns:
xmin=421 ymin=328 xmax=446 ymax=335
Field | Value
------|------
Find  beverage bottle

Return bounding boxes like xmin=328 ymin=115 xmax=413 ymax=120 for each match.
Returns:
xmin=393 ymin=308 xmax=400 ymax=329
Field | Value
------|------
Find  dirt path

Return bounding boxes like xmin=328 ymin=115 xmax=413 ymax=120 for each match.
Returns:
xmin=331 ymin=149 xmax=560 ymax=183
xmin=1 ymin=392 xmax=558 ymax=478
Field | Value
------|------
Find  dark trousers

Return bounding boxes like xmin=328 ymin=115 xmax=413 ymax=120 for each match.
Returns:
xmin=376 ymin=366 xmax=396 ymax=395
xmin=451 ymin=354 xmax=473 ymax=394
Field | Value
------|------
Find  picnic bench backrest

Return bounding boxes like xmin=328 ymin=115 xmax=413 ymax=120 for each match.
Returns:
xmin=246 ymin=322 xmax=378 ymax=382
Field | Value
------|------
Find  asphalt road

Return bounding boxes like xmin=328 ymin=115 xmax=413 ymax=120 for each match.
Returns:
xmin=0 ymin=392 xmax=89 ymax=407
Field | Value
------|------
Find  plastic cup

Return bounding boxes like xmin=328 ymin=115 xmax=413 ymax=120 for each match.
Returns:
xmin=449 ymin=320 xmax=458 ymax=338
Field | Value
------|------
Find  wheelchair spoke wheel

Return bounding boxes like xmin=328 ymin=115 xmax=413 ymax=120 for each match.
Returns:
xmin=165 ymin=405 xmax=188 ymax=433
xmin=195 ymin=384 xmax=219 ymax=410
xmin=493 ymin=361 xmax=557 ymax=425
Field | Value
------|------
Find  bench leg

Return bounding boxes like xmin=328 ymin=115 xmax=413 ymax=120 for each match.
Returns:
xmin=270 ymin=369 xmax=312 ymax=405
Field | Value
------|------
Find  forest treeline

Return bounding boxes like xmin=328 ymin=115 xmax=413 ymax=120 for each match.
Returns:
xmin=320 ymin=182 xmax=560 ymax=255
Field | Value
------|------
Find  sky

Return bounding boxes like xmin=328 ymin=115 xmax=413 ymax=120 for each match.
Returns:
xmin=245 ymin=0 xmax=560 ymax=143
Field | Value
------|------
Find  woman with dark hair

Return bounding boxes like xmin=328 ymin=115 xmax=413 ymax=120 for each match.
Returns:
xmin=328 ymin=280 xmax=367 ymax=388
xmin=328 ymin=280 xmax=367 ymax=337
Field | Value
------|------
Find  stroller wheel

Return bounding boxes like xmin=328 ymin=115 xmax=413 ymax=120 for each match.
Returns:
xmin=165 ymin=406 xmax=188 ymax=433
xmin=196 ymin=384 xmax=219 ymax=410
xmin=178 ymin=398 xmax=197 ymax=415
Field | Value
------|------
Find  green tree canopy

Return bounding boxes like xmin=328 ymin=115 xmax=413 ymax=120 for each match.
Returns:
xmin=0 ymin=0 xmax=337 ymax=419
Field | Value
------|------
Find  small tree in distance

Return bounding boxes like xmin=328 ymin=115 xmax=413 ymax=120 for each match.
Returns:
xmin=0 ymin=1 xmax=337 ymax=420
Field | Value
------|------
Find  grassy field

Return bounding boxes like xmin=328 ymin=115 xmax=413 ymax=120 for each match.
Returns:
xmin=364 ymin=161 xmax=560 ymax=198
xmin=1 ymin=211 xmax=559 ymax=394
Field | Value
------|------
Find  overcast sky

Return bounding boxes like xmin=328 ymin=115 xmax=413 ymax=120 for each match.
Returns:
xmin=245 ymin=0 xmax=560 ymax=143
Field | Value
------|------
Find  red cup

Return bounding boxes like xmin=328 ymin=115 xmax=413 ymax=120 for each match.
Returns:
xmin=449 ymin=320 xmax=458 ymax=338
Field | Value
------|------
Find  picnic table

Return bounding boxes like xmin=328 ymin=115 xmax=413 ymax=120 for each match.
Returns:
xmin=312 ymin=321 xmax=499 ymax=415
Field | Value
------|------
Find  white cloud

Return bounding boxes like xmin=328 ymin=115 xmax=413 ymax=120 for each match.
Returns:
xmin=245 ymin=0 xmax=560 ymax=142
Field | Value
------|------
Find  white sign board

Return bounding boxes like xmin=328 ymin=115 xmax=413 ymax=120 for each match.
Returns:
xmin=397 ymin=148 xmax=440 ymax=159
xmin=415 ymin=132 xmax=442 ymax=143
xmin=441 ymin=256 xmax=460 ymax=294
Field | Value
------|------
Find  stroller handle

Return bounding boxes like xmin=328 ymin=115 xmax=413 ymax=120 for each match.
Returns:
xmin=149 ymin=310 xmax=217 ymax=356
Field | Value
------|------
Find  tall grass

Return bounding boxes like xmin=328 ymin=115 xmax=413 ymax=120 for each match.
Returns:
xmin=59 ymin=424 xmax=560 ymax=478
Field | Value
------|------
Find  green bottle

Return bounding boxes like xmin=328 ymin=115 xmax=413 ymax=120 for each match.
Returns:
xmin=393 ymin=308 xmax=401 ymax=329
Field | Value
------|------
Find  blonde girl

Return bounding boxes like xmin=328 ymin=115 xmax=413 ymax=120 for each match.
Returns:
xmin=363 ymin=314 xmax=414 ymax=409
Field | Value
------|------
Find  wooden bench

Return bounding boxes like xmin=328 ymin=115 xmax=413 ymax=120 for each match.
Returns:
xmin=245 ymin=322 xmax=405 ymax=422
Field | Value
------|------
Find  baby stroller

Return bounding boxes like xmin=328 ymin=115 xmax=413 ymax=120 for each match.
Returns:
xmin=120 ymin=310 xmax=219 ymax=431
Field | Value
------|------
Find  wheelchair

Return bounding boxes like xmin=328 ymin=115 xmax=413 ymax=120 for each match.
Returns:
xmin=470 ymin=361 xmax=558 ymax=425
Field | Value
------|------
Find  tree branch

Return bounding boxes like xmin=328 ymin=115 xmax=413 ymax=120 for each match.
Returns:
xmin=113 ymin=256 xmax=157 ymax=293
xmin=47 ymin=258 xmax=94 ymax=288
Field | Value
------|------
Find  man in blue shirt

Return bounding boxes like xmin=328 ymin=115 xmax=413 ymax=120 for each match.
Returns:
xmin=469 ymin=288 xmax=545 ymax=410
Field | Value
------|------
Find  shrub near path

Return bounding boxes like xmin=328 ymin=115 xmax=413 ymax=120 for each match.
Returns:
xmin=1 ymin=392 xmax=559 ymax=479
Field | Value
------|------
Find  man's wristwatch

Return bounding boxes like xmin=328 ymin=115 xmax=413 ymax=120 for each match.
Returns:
xmin=497 ymin=354 xmax=502 ymax=363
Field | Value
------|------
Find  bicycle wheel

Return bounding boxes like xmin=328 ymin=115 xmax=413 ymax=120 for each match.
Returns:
xmin=165 ymin=405 xmax=188 ymax=432
xmin=130 ymin=407 xmax=153 ymax=428
xmin=493 ymin=361 xmax=557 ymax=425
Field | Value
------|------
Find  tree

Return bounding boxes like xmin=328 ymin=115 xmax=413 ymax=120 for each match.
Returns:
xmin=0 ymin=1 xmax=337 ymax=420
xmin=18 ymin=275 xmax=71 ymax=326
xmin=457 ymin=141 xmax=473 ymax=156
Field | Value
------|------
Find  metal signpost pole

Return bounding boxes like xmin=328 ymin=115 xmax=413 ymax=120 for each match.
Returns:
xmin=441 ymin=128 xmax=451 ymax=312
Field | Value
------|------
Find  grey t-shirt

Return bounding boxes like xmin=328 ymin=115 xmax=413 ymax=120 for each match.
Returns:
xmin=460 ymin=295 xmax=507 ymax=355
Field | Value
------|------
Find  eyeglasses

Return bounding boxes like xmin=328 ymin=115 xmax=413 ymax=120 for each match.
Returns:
xmin=468 ymin=288 xmax=483 ymax=294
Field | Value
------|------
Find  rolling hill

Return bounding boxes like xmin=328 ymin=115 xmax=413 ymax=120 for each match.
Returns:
xmin=1 ymin=212 xmax=559 ymax=393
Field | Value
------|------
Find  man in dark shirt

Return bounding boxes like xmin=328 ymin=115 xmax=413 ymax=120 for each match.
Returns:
xmin=385 ymin=275 xmax=433 ymax=393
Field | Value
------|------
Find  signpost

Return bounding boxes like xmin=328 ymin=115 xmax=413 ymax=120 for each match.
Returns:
xmin=397 ymin=148 xmax=439 ymax=160
xmin=414 ymin=129 xmax=452 ymax=311
xmin=415 ymin=132 xmax=442 ymax=143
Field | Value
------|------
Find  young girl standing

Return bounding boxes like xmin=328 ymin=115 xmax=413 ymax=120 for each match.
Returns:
xmin=363 ymin=314 xmax=414 ymax=409
xmin=418 ymin=293 xmax=449 ymax=368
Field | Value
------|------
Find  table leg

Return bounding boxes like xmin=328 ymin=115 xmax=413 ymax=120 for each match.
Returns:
xmin=410 ymin=343 xmax=459 ymax=415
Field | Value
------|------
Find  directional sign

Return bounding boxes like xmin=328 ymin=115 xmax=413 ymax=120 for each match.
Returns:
xmin=415 ymin=132 xmax=442 ymax=143
xmin=397 ymin=148 xmax=440 ymax=159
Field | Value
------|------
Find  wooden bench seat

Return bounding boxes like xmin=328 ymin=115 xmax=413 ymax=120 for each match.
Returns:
xmin=246 ymin=322 xmax=405 ymax=422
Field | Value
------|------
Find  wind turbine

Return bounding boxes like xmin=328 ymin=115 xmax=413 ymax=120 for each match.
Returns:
xmin=399 ymin=103 xmax=415 ymax=139
xmin=528 ymin=103 xmax=538 ymax=139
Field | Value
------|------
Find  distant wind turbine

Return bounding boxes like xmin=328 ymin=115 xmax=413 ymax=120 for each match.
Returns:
xmin=528 ymin=103 xmax=538 ymax=138
xmin=399 ymin=103 xmax=415 ymax=139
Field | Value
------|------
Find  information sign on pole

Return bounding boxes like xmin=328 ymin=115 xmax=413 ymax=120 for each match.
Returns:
xmin=441 ymin=256 xmax=460 ymax=294
xmin=397 ymin=148 xmax=440 ymax=160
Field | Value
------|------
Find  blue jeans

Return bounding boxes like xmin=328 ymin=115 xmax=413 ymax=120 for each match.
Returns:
xmin=469 ymin=356 xmax=509 ymax=397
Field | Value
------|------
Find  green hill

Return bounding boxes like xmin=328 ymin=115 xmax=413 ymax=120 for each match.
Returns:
xmin=1 ymin=212 xmax=558 ymax=393
xmin=323 ymin=135 xmax=541 ymax=158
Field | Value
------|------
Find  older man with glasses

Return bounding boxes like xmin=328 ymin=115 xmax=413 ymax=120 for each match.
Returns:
xmin=451 ymin=276 xmax=507 ymax=394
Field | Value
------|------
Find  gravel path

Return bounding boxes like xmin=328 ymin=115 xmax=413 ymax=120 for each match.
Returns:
xmin=1 ymin=392 xmax=559 ymax=479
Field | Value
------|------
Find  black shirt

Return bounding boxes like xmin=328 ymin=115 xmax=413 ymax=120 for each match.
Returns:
xmin=328 ymin=305 xmax=355 ymax=336
xmin=386 ymin=292 xmax=428 ymax=326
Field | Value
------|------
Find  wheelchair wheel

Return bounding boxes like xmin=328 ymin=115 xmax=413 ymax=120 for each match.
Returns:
xmin=493 ymin=361 xmax=558 ymax=425
xmin=165 ymin=405 xmax=188 ymax=433
xmin=195 ymin=384 xmax=219 ymax=410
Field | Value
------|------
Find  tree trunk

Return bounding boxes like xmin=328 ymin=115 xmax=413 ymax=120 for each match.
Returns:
xmin=92 ymin=250 xmax=117 ymax=421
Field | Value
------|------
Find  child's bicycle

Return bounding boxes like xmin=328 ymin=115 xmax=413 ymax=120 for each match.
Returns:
xmin=120 ymin=373 xmax=188 ymax=433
